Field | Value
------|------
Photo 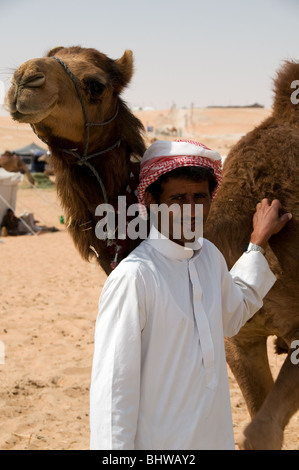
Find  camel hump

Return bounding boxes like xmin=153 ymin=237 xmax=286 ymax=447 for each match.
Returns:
xmin=273 ymin=60 xmax=299 ymax=122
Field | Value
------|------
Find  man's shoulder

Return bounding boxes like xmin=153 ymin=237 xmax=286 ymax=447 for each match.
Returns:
xmin=200 ymin=238 xmax=227 ymax=267
xmin=201 ymin=238 xmax=222 ymax=256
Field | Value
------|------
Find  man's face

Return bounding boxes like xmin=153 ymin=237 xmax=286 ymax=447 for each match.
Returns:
xmin=145 ymin=177 xmax=212 ymax=246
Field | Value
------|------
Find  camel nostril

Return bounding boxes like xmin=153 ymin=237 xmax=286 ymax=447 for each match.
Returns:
xmin=22 ymin=73 xmax=46 ymax=88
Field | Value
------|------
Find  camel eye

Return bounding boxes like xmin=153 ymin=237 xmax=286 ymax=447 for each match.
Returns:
xmin=84 ymin=79 xmax=106 ymax=98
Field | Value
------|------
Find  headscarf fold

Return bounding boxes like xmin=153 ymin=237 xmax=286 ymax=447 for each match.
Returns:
xmin=137 ymin=140 xmax=223 ymax=214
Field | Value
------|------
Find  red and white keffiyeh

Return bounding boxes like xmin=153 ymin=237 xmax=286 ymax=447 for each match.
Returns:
xmin=137 ymin=139 xmax=223 ymax=214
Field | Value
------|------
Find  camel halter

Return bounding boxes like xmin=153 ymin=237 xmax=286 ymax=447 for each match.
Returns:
xmin=30 ymin=56 xmax=121 ymax=207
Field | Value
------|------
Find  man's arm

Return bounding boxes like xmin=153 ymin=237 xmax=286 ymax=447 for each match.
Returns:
xmin=90 ymin=264 xmax=147 ymax=450
xmin=221 ymin=199 xmax=292 ymax=337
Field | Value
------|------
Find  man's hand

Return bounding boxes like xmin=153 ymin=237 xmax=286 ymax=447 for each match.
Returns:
xmin=250 ymin=199 xmax=292 ymax=249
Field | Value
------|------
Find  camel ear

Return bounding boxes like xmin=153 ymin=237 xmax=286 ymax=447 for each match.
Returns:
xmin=47 ymin=46 xmax=64 ymax=57
xmin=114 ymin=50 xmax=134 ymax=94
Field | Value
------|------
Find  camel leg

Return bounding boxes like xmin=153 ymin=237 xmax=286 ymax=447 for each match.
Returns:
xmin=240 ymin=346 xmax=299 ymax=450
xmin=225 ymin=335 xmax=274 ymax=417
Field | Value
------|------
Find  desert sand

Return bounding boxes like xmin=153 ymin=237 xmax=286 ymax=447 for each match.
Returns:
xmin=0 ymin=109 xmax=298 ymax=450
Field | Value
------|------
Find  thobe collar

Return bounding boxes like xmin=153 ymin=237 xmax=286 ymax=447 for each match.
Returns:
xmin=146 ymin=224 xmax=203 ymax=261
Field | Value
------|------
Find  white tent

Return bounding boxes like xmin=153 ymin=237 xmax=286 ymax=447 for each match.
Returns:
xmin=0 ymin=168 xmax=23 ymax=224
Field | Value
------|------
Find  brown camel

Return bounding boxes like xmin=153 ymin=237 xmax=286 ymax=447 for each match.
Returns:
xmin=5 ymin=46 xmax=299 ymax=449
xmin=0 ymin=150 xmax=35 ymax=185
xmin=204 ymin=60 xmax=299 ymax=449
xmin=5 ymin=46 xmax=146 ymax=275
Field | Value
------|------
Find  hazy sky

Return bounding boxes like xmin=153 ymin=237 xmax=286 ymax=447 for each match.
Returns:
xmin=0 ymin=0 xmax=298 ymax=113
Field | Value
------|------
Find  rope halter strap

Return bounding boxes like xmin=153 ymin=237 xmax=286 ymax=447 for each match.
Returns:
xmin=30 ymin=56 xmax=121 ymax=207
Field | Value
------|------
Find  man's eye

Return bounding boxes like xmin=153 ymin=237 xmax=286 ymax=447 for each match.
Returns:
xmin=170 ymin=197 xmax=184 ymax=204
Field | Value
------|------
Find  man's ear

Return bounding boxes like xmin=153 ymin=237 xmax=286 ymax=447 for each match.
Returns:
xmin=143 ymin=191 xmax=157 ymax=210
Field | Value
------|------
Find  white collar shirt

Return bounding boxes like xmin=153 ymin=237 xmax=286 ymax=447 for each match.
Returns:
xmin=90 ymin=226 xmax=276 ymax=450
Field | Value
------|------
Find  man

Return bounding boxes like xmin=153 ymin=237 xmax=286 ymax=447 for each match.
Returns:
xmin=90 ymin=140 xmax=291 ymax=450
xmin=1 ymin=208 xmax=28 ymax=236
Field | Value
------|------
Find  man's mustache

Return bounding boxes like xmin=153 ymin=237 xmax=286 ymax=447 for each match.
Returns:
xmin=173 ymin=216 xmax=202 ymax=224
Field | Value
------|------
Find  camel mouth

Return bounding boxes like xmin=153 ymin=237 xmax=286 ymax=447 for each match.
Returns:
xmin=5 ymin=81 xmax=59 ymax=124
xmin=10 ymin=110 xmax=37 ymax=123
xmin=8 ymin=99 xmax=58 ymax=124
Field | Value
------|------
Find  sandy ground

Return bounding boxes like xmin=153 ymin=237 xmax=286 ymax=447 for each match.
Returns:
xmin=0 ymin=110 xmax=298 ymax=450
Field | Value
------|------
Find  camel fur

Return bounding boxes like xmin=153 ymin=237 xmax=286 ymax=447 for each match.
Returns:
xmin=204 ymin=60 xmax=299 ymax=449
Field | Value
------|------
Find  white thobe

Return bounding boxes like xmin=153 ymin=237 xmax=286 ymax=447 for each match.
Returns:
xmin=90 ymin=226 xmax=276 ymax=450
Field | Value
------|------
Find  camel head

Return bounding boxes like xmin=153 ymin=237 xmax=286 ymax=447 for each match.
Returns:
xmin=5 ymin=46 xmax=135 ymax=147
xmin=5 ymin=45 xmax=145 ymax=199
xmin=5 ymin=46 xmax=146 ymax=275
xmin=272 ymin=60 xmax=299 ymax=125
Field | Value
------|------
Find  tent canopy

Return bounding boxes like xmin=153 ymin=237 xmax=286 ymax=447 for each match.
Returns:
xmin=13 ymin=142 xmax=47 ymax=172
xmin=14 ymin=142 xmax=46 ymax=157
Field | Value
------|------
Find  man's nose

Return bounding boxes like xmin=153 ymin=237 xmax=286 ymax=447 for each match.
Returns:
xmin=184 ymin=199 xmax=199 ymax=218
